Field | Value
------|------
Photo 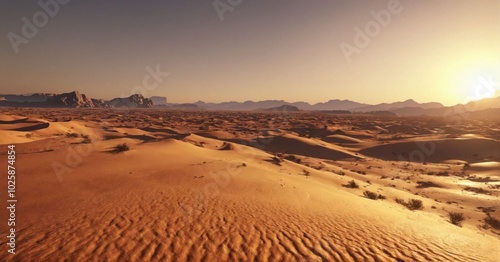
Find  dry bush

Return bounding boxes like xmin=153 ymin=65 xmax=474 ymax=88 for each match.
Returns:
xmin=113 ymin=143 xmax=130 ymax=152
xmin=448 ymin=212 xmax=465 ymax=226
xmin=363 ymin=190 xmax=385 ymax=200
xmin=219 ymin=142 xmax=234 ymax=150
xmin=484 ymin=215 xmax=500 ymax=229
xmin=344 ymin=180 xmax=359 ymax=189
xmin=464 ymin=186 xmax=490 ymax=195
xmin=416 ymin=181 xmax=441 ymax=188
xmin=284 ymin=154 xmax=301 ymax=164
xmin=395 ymin=198 xmax=424 ymax=210
xmin=406 ymin=199 xmax=424 ymax=210
xmin=80 ymin=134 xmax=91 ymax=144
xmin=66 ymin=132 xmax=79 ymax=138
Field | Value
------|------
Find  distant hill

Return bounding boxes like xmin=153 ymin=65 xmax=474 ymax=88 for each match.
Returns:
xmin=390 ymin=96 xmax=500 ymax=117
xmin=1 ymin=90 xmax=498 ymax=120
xmin=0 ymin=91 xmax=154 ymax=108
xmin=195 ymin=99 xmax=367 ymax=111
xmin=262 ymin=105 xmax=300 ymax=112
xmin=0 ymin=93 xmax=56 ymax=103
xmin=352 ymin=99 xmax=444 ymax=112
xmin=107 ymin=94 xmax=154 ymax=108
xmin=463 ymin=96 xmax=500 ymax=111
xmin=150 ymin=96 xmax=167 ymax=105
xmin=168 ymin=103 xmax=200 ymax=110
xmin=46 ymin=91 xmax=96 ymax=107
xmin=306 ymin=99 xmax=368 ymax=111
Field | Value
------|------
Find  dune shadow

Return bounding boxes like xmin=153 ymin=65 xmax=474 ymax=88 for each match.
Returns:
xmin=359 ymin=139 xmax=500 ymax=163
xmin=0 ymin=117 xmax=29 ymax=124
xmin=228 ymin=135 xmax=360 ymax=161
xmin=12 ymin=122 xmax=50 ymax=131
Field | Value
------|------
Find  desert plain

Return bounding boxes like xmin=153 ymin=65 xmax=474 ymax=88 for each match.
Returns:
xmin=0 ymin=108 xmax=499 ymax=261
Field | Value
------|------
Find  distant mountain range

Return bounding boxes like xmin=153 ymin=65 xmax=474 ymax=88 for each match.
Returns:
xmin=192 ymin=99 xmax=369 ymax=111
xmin=0 ymin=91 xmax=154 ymax=108
xmin=1 ymin=91 xmax=499 ymax=119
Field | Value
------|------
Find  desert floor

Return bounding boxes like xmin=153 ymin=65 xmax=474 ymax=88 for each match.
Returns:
xmin=0 ymin=108 xmax=499 ymax=261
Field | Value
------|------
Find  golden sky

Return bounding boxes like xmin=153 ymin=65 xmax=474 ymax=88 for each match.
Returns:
xmin=1 ymin=0 xmax=499 ymax=105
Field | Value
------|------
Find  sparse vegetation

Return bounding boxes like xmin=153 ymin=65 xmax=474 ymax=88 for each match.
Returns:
xmin=269 ymin=156 xmax=283 ymax=166
xmin=284 ymin=154 xmax=301 ymax=164
xmin=302 ymin=169 xmax=310 ymax=177
xmin=395 ymin=198 xmax=406 ymax=205
xmin=363 ymin=190 xmax=385 ymax=200
xmin=219 ymin=142 xmax=234 ymax=150
xmin=448 ymin=212 xmax=465 ymax=226
xmin=484 ymin=215 xmax=500 ymax=229
xmin=406 ymin=199 xmax=424 ymax=210
xmin=464 ymin=186 xmax=490 ymax=195
xmin=416 ymin=181 xmax=441 ymax=189
xmin=66 ymin=132 xmax=79 ymax=138
xmin=80 ymin=134 xmax=91 ymax=144
xmin=395 ymin=198 xmax=424 ymax=210
xmin=25 ymin=133 xmax=33 ymax=138
xmin=112 ymin=143 xmax=130 ymax=152
xmin=344 ymin=180 xmax=359 ymax=189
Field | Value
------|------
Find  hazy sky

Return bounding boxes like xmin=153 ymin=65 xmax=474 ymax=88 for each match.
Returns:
xmin=1 ymin=0 xmax=499 ymax=105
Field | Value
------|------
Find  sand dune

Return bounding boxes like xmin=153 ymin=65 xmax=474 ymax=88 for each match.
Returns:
xmin=321 ymin=134 xmax=362 ymax=144
xmin=229 ymin=134 xmax=361 ymax=161
xmin=359 ymin=138 xmax=500 ymax=163
xmin=0 ymin=109 xmax=499 ymax=261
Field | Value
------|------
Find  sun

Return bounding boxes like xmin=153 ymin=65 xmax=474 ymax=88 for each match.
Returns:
xmin=452 ymin=59 xmax=499 ymax=104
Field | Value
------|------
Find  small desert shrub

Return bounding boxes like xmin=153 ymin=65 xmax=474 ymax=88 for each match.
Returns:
xmin=363 ymin=190 xmax=386 ymax=200
xmin=66 ymin=132 xmax=79 ymax=138
xmin=25 ymin=133 xmax=33 ymax=138
xmin=395 ymin=198 xmax=424 ymax=210
xmin=219 ymin=142 xmax=234 ymax=151
xmin=395 ymin=198 xmax=406 ymax=205
xmin=464 ymin=186 xmax=490 ymax=195
xmin=363 ymin=190 xmax=378 ymax=199
xmin=113 ymin=143 xmax=130 ymax=152
xmin=80 ymin=134 xmax=91 ymax=144
xmin=302 ymin=170 xmax=310 ymax=177
xmin=448 ymin=212 xmax=465 ymax=226
xmin=484 ymin=215 xmax=500 ymax=229
xmin=406 ymin=199 xmax=424 ymax=210
xmin=416 ymin=181 xmax=441 ymax=189
xmin=436 ymin=171 xmax=449 ymax=177
xmin=284 ymin=154 xmax=301 ymax=164
xmin=344 ymin=180 xmax=359 ymax=189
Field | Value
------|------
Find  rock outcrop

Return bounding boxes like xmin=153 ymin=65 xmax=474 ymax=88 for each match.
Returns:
xmin=108 ymin=94 xmax=154 ymax=108
xmin=47 ymin=91 xmax=96 ymax=107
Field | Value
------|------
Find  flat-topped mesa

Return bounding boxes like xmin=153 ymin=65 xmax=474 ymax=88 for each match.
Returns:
xmin=107 ymin=94 xmax=155 ymax=108
xmin=150 ymin=96 xmax=167 ymax=105
xmin=47 ymin=91 xmax=96 ymax=108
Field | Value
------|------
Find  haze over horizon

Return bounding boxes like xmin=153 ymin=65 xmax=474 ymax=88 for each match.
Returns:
xmin=1 ymin=0 xmax=499 ymax=106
